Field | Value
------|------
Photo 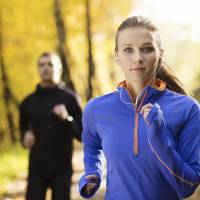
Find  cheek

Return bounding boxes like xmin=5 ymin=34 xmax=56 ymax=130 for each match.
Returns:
xmin=118 ymin=55 xmax=131 ymax=68
xmin=49 ymin=68 xmax=54 ymax=74
xmin=46 ymin=67 xmax=53 ymax=75
xmin=145 ymin=54 xmax=159 ymax=68
xmin=38 ymin=68 xmax=43 ymax=75
xmin=119 ymin=61 xmax=129 ymax=73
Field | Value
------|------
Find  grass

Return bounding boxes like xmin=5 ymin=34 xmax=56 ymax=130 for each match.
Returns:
xmin=0 ymin=143 xmax=28 ymax=194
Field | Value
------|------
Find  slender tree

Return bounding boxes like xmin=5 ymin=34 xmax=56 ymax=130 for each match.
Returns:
xmin=0 ymin=12 xmax=17 ymax=143
xmin=86 ymin=0 xmax=95 ymax=100
xmin=53 ymin=0 xmax=75 ymax=90
xmin=0 ymin=127 xmax=4 ymax=142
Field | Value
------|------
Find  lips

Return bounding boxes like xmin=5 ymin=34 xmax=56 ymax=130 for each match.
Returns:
xmin=43 ymin=73 xmax=50 ymax=75
xmin=129 ymin=68 xmax=146 ymax=71
xmin=43 ymin=71 xmax=50 ymax=75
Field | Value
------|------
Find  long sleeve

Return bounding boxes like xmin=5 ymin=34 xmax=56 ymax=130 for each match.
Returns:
xmin=67 ymin=95 xmax=83 ymax=142
xmin=146 ymin=103 xmax=200 ymax=198
xmin=19 ymin=100 xmax=30 ymax=146
xmin=79 ymin=99 xmax=103 ymax=199
xmin=61 ymin=86 xmax=83 ymax=141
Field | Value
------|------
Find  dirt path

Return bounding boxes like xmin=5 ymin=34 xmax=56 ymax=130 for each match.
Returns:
xmin=0 ymin=150 xmax=199 ymax=200
xmin=0 ymin=151 xmax=105 ymax=200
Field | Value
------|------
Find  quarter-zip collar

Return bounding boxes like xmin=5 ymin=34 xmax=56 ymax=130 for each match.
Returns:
xmin=117 ymin=79 xmax=166 ymax=108
xmin=117 ymin=79 xmax=166 ymax=155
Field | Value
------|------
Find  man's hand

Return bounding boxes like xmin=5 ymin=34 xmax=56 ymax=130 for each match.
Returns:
xmin=52 ymin=104 xmax=69 ymax=121
xmin=23 ymin=130 xmax=35 ymax=148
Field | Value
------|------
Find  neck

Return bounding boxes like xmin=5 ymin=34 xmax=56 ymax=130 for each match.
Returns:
xmin=126 ymin=78 xmax=156 ymax=102
xmin=40 ymin=80 xmax=56 ymax=88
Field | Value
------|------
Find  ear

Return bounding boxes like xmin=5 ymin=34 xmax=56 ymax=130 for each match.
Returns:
xmin=159 ymin=49 xmax=164 ymax=59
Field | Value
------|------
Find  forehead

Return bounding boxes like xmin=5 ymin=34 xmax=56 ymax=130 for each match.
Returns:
xmin=38 ymin=55 xmax=52 ymax=63
xmin=117 ymin=27 xmax=157 ymax=46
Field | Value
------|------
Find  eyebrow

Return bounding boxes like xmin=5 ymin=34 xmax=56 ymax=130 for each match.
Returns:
xmin=142 ymin=42 xmax=153 ymax=46
xmin=122 ymin=42 xmax=153 ymax=46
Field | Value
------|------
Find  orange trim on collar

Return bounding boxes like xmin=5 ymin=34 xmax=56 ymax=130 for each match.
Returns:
xmin=118 ymin=80 xmax=127 ymax=88
xmin=155 ymin=79 xmax=166 ymax=91
xmin=118 ymin=79 xmax=166 ymax=91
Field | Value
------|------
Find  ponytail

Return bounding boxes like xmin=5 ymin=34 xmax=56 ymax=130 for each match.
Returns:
xmin=156 ymin=64 xmax=188 ymax=95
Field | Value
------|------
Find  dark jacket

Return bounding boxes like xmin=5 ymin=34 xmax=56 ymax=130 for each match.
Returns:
xmin=19 ymin=84 xmax=82 ymax=174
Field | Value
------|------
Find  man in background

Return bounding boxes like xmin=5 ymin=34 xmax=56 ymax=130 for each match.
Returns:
xmin=19 ymin=52 xmax=82 ymax=200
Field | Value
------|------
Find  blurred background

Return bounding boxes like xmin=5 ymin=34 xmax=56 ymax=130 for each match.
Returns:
xmin=0 ymin=0 xmax=200 ymax=199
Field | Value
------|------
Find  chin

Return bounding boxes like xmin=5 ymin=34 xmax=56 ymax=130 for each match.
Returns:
xmin=41 ymin=75 xmax=51 ymax=79
xmin=41 ymin=77 xmax=52 ymax=82
xmin=128 ymin=75 xmax=147 ymax=82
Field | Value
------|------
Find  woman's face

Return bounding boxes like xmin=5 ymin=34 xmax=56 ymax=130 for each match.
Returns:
xmin=115 ymin=27 xmax=162 ymax=83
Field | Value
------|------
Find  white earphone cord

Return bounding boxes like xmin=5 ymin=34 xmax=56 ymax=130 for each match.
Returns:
xmin=135 ymin=60 xmax=162 ymax=108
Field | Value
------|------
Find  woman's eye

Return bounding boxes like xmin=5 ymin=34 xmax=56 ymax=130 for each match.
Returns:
xmin=124 ymin=47 xmax=133 ymax=54
xmin=141 ymin=47 xmax=154 ymax=53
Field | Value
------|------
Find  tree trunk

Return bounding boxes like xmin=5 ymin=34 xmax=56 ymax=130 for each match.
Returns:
xmin=53 ymin=0 xmax=75 ymax=91
xmin=0 ymin=13 xmax=17 ymax=143
xmin=86 ymin=0 xmax=95 ymax=100
xmin=0 ymin=127 xmax=4 ymax=143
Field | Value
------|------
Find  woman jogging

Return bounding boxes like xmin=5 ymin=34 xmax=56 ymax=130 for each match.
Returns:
xmin=79 ymin=16 xmax=200 ymax=200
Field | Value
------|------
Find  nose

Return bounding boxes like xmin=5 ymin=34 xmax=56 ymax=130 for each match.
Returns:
xmin=42 ymin=63 xmax=52 ymax=71
xmin=131 ymin=49 xmax=143 ymax=64
xmin=44 ymin=64 xmax=50 ymax=69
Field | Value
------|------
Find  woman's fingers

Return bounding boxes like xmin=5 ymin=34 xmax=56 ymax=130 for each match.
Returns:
xmin=86 ymin=183 xmax=97 ymax=190
xmin=85 ymin=174 xmax=99 ymax=182
xmin=140 ymin=103 xmax=153 ymax=121
xmin=84 ymin=174 xmax=99 ymax=195
xmin=140 ymin=103 xmax=153 ymax=114
xmin=84 ymin=183 xmax=97 ymax=195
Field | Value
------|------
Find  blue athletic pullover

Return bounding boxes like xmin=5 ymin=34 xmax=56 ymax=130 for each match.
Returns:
xmin=79 ymin=80 xmax=200 ymax=200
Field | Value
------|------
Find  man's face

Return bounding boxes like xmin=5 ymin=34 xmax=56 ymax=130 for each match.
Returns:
xmin=38 ymin=55 xmax=54 ymax=82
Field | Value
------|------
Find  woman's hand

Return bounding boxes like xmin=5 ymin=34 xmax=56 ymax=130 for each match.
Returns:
xmin=83 ymin=174 xmax=99 ymax=196
xmin=52 ymin=104 xmax=69 ymax=121
xmin=140 ymin=103 xmax=153 ymax=122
